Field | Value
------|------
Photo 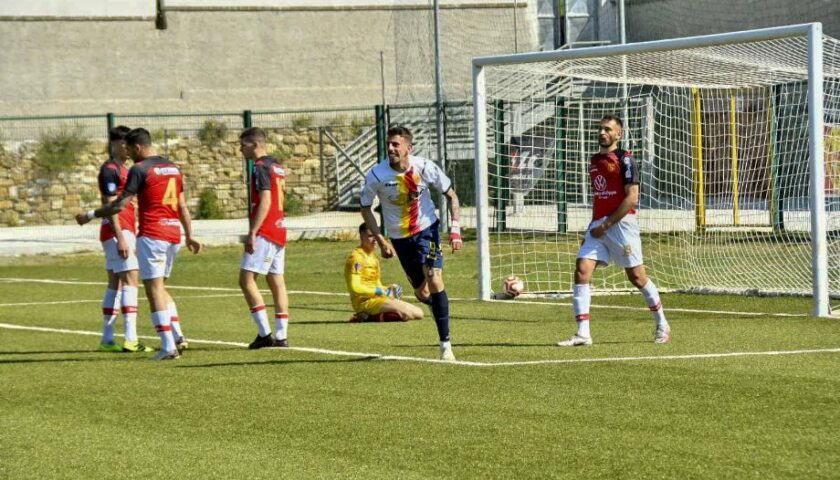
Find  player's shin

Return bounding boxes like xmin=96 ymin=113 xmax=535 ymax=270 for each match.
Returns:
xmin=639 ymin=280 xmax=667 ymax=327
xmin=168 ymin=302 xmax=184 ymax=338
xmin=572 ymin=284 xmax=591 ymax=338
xmin=101 ymin=288 xmax=120 ymax=343
xmin=275 ymin=312 xmax=288 ymax=341
xmin=151 ymin=310 xmax=176 ymax=353
xmin=121 ymin=286 xmax=139 ymax=342
xmin=430 ymin=291 xmax=450 ymax=343
xmin=250 ymin=305 xmax=271 ymax=336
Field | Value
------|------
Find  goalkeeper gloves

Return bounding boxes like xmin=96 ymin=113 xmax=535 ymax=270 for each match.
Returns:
xmin=449 ymin=221 xmax=463 ymax=251
xmin=376 ymin=284 xmax=402 ymax=298
xmin=386 ymin=284 xmax=402 ymax=299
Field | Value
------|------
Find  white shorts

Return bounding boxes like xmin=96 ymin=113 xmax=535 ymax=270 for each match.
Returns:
xmin=102 ymin=230 xmax=139 ymax=273
xmin=577 ymin=215 xmax=644 ymax=269
xmin=137 ymin=236 xmax=181 ymax=280
xmin=240 ymin=235 xmax=285 ymax=275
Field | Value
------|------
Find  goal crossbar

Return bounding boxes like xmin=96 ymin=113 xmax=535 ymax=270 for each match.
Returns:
xmin=472 ymin=23 xmax=831 ymax=316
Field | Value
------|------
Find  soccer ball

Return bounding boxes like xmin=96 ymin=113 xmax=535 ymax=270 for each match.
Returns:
xmin=503 ymin=275 xmax=524 ymax=297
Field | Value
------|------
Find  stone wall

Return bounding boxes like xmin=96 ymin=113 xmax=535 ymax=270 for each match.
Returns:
xmin=0 ymin=128 xmax=340 ymax=227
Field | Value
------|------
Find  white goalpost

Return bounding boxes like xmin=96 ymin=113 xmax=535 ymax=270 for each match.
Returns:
xmin=472 ymin=23 xmax=840 ymax=317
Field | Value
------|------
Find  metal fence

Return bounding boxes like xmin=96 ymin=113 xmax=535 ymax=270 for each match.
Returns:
xmin=0 ymin=103 xmax=479 ymax=244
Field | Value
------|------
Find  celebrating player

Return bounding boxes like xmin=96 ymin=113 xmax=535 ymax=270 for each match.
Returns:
xmin=237 ymin=127 xmax=291 ymax=349
xmin=557 ymin=115 xmax=670 ymax=347
xmin=94 ymin=126 xmax=152 ymax=353
xmin=77 ymin=128 xmax=201 ymax=360
xmin=346 ymin=223 xmax=424 ymax=323
xmin=360 ymin=126 xmax=462 ymax=361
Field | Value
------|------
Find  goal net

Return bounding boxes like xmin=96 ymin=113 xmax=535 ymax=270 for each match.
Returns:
xmin=472 ymin=24 xmax=840 ymax=316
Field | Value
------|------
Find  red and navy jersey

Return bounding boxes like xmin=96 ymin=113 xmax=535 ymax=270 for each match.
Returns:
xmin=590 ymin=149 xmax=640 ymax=220
xmin=97 ymin=159 xmax=136 ymax=242
xmin=124 ymin=156 xmax=183 ymax=244
xmin=250 ymin=156 xmax=287 ymax=247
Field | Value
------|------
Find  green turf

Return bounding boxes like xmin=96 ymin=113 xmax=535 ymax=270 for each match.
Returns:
xmin=1 ymin=240 xmax=839 ymax=479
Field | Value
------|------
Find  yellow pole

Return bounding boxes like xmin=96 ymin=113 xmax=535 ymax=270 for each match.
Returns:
xmin=730 ymin=90 xmax=740 ymax=225
xmin=692 ymin=88 xmax=706 ymax=230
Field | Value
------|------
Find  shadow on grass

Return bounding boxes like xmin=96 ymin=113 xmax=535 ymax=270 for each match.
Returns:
xmin=179 ymin=356 xmax=378 ymax=368
xmin=291 ymin=303 xmax=544 ymax=324
xmin=0 ymin=356 xmax=141 ymax=365
xmin=0 ymin=349 xmax=98 ymax=355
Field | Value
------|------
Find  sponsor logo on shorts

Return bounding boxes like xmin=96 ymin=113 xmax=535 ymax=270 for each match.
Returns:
xmin=623 ymin=244 xmax=632 ymax=256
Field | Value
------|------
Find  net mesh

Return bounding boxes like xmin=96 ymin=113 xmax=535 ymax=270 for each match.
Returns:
xmin=480 ymin=35 xmax=840 ymax=306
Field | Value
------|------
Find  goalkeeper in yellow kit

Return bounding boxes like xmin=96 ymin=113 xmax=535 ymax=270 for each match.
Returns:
xmin=345 ymin=223 xmax=424 ymax=322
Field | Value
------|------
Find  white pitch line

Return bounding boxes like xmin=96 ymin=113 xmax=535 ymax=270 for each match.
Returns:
xmin=0 ymin=277 xmax=809 ymax=318
xmin=1 ymin=322 xmax=838 ymax=367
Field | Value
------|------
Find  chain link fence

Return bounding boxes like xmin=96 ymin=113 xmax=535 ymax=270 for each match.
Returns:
xmin=0 ymin=103 xmax=479 ymax=249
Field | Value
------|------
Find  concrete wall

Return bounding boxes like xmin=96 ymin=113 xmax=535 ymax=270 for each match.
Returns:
xmin=625 ymin=0 xmax=840 ymax=42
xmin=0 ymin=1 xmax=536 ymax=116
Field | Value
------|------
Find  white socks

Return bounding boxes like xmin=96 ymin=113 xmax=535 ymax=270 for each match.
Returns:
xmin=250 ymin=305 xmax=271 ymax=337
xmin=152 ymin=310 xmax=176 ymax=352
xmin=573 ymin=284 xmax=591 ymax=338
xmin=168 ymin=302 xmax=183 ymax=339
xmin=101 ymin=288 xmax=120 ymax=343
xmin=639 ymin=280 xmax=668 ymax=327
xmin=275 ymin=312 xmax=289 ymax=341
xmin=121 ymin=286 xmax=138 ymax=342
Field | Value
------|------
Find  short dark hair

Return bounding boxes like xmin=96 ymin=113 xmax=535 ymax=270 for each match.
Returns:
xmin=125 ymin=128 xmax=152 ymax=146
xmin=387 ymin=126 xmax=413 ymax=144
xmin=601 ymin=114 xmax=623 ymax=129
xmin=109 ymin=125 xmax=131 ymax=142
xmin=359 ymin=222 xmax=370 ymax=234
xmin=240 ymin=127 xmax=266 ymax=143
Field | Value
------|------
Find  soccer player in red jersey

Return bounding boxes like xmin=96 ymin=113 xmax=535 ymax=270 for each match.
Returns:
xmin=237 ymin=127 xmax=291 ymax=349
xmin=77 ymin=128 xmax=201 ymax=360
xmin=557 ymin=115 xmax=670 ymax=347
xmin=95 ymin=126 xmax=152 ymax=353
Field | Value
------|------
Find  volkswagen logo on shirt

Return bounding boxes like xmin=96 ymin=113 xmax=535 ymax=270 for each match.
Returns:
xmin=594 ymin=175 xmax=607 ymax=191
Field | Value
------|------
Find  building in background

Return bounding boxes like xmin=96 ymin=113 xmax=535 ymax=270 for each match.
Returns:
xmin=0 ymin=0 xmax=549 ymax=115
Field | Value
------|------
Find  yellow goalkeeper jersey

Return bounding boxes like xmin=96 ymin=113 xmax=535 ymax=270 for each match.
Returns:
xmin=344 ymin=247 xmax=385 ymax=312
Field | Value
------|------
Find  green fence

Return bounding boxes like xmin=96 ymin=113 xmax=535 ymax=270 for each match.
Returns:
xmin=0 ymin=103 xmax=478 ymax=243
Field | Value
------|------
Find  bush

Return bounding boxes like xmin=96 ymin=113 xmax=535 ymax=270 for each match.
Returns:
xmin=1 ymin=210 xmax=20 ymax=227
xmin=269 ymin=149 xmax=293 ymax=162
xmin=35 ymin=125 xmax=89 ymax=175
xmin=328 ymin=115 xmax=347 ymax=128
xmin=198 ymin=119 xmax=228 ymax=146
xmin=285 ymin=191 xmax=305 ymax=216
xmin=152 ymin=128 xmax=177 ymax=143
xmin=291 ymin=114 xmax=314 ymax=129
xmin=350 ymin=115 xmax=374 ymax=137
xmin=197 ymin=188 xmax=224 ymax=219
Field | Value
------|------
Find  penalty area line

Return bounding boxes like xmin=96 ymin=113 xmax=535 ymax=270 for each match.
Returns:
xmin=1 ymin=322 xmax=839 ymax=367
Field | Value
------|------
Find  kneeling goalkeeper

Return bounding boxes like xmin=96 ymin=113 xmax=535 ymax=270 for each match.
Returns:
xmin=345 ymin=223 xmax=424 ymax=322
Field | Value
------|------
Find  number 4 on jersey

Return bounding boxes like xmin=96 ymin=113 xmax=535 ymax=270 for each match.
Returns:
xmin=163 ymin=178 xmax=178 ymax=211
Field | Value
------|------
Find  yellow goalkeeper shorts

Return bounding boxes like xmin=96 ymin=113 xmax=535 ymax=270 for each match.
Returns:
xmin=355 ymin=296 xmax=387 ymax=315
